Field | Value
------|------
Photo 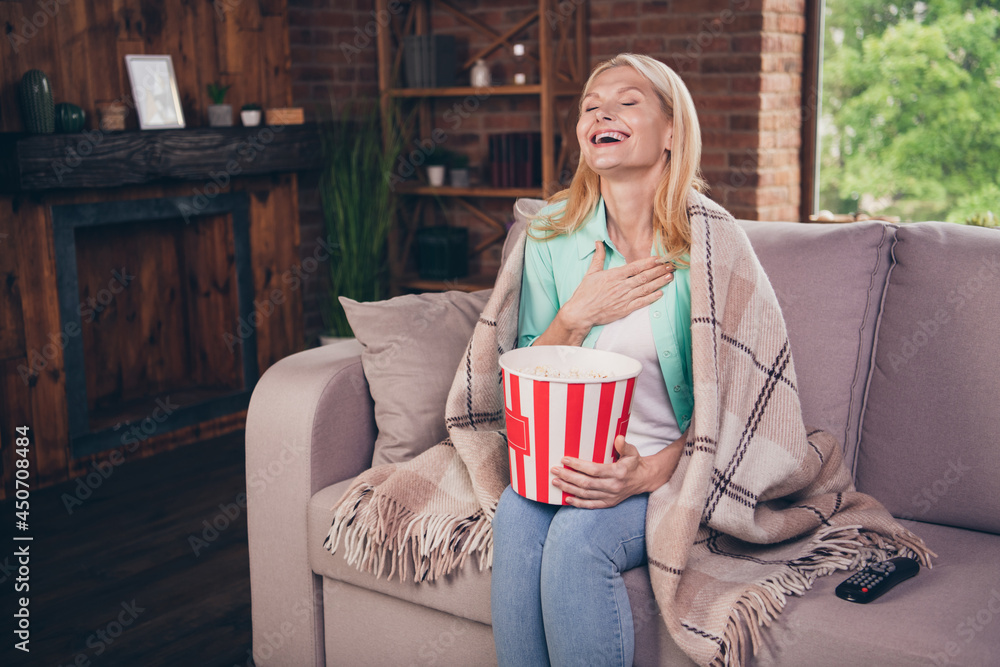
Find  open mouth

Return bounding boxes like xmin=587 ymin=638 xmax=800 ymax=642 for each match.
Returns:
xmin=591 ymin=131 xmax=630 ymax=145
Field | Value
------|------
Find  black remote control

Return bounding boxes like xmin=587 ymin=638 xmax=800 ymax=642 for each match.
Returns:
xmin=835 ymin=557 xmax=920 ymax=603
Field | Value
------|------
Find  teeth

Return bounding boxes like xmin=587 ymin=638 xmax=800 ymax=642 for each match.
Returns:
xmin=593 ymin=131 xmax=628 ymax=144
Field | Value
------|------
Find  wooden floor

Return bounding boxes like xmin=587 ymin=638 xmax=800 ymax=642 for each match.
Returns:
xmin=0 ymin=431 xmax=252 ymax=667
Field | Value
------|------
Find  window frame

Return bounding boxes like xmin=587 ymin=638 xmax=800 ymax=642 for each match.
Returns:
xmin=800 ymin=0 xmax=824 ymax=221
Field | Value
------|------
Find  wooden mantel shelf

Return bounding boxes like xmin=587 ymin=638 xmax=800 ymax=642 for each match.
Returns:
xmin=0 ymin=124 xmax=323 ymax=192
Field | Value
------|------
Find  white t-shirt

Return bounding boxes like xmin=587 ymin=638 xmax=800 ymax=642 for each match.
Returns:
xmin=594 ymin=305 xmax=681 ymax=457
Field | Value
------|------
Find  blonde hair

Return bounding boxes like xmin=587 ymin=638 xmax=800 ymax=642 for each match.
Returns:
xmin=532 ymin=53 xmax=705 ymax=264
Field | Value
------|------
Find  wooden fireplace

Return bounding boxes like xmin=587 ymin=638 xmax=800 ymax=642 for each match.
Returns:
xmin=0 ymin=126 xmax=321 ymax=496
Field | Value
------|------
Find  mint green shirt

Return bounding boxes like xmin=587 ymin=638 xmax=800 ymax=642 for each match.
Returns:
xmin=517 ymin=198 xmax=694 ymax=431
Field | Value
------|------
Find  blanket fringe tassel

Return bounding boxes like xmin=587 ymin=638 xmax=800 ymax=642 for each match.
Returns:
xmin=324 ymin=483 xmax=495 ymax=583
xmin=709 ymin=524 xmax=936 ymax=667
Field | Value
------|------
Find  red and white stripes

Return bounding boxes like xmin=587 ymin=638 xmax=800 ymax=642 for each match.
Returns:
xmin=503 ymin=370 xmax=636 ymax=505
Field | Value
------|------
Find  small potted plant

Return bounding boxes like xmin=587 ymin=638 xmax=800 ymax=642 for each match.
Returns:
xmin=425 ymin=145 xmax=447 ymax=187
xmin=207 ymin=82 xmax=232 ymax=127
xmin=449 ymin=152 xmax=470 ymax=188
xmin=241 ymin=103 xmax=262 ymax=127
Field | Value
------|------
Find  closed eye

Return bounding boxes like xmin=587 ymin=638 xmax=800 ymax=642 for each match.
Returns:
xmin=585 ymin=107 xmax=597 ymax=112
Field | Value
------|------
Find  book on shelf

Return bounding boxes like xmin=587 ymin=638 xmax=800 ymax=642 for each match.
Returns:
xmin=402 ymin=35 xmax=456 ymax=88
xmin=404 ymin=37 xmax=421 ymax=88
xmin=489 ymin=132 xmax=541 ymax=189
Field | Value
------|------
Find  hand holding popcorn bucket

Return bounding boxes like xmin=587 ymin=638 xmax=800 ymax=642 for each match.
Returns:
xmin=498 ymin=345 xmax=642 ymax=505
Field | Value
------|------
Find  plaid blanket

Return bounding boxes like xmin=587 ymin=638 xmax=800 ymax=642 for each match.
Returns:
xmin=326 ymin=191 xmax=933 ymax=666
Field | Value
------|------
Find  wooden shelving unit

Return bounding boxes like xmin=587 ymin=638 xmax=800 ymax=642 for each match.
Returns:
xmin=375 ymin=0 xmax=588 ymax=293
xmin=0 ymin=125 xmax=321 ymax=192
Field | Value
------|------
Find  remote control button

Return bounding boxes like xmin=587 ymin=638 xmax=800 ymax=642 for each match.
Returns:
xmin=861 ymin=587 xmax=868 ymax=592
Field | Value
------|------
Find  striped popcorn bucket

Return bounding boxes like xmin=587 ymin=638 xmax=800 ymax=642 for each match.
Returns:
xmin=498 ymin=345 xmax=642 ymax=505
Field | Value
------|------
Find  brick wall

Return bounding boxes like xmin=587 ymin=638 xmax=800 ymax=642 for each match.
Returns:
xmin=290 ymin=0 xmax=807 ymax=342
xmin=288 ymin=0 xmax=380 ymax=340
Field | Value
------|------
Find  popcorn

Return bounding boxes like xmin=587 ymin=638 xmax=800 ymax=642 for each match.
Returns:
xmin=519 ymin=364 xmax=611 ymax=379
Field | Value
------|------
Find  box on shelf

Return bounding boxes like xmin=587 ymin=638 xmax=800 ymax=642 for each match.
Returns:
xmin=265 ymin=107 xmax=304 ymax=125
xmin=416 ymin=227 xmax=468 ymax=280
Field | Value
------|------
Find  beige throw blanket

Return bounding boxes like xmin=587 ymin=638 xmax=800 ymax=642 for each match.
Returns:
xmin=326 ymin=192 xmax=933 ymax=666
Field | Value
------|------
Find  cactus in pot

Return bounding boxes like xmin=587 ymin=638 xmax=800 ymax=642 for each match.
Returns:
xmin=19 ymin=69 xmax=55 ymax=134
xmin=207 ymin=82 xmax=233 ymax=127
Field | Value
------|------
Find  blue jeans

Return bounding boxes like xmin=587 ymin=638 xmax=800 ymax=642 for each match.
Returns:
xmin=491 ymin=486 xmax=649 ymax=667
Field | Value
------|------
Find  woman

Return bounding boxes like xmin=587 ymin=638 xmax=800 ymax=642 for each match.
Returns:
xmin=491 ymin=53 xmax=706 ymax=667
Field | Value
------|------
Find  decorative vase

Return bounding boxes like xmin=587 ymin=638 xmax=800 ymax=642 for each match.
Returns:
xmin=427 ymin=165 xmax=446 ymax=187
xmin=207 ymin=103 xmax=233 ymax=127
xmin=55 ymin=103 xmax=87 ymax=133
xmin=19 ymin=69 xmax=55 ymax=134
xmin=450 ymin=168 xmax=470 ymax=188
xmin=471 ymin=59 xmax=491 ymax=88
xmin=240 ymin=110 xmax=262 ymax=127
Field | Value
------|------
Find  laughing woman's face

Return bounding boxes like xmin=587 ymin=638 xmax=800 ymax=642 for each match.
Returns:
xmin=577 ymin=66 xmax=674 ymax=180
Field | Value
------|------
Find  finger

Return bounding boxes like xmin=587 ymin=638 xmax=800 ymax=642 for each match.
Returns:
xmin=559 ymin=456 xmax=614 ymax=478
xmin=553 ymin=475 xmax=613 ymax=500
xmin=619 ymin=295 xmax=661 ymax=320
xmin=606 ymin=255 xmax=667 ymax=281
xmin=626 ymin=264 xmax=674 ymax=292
xmin=551 ymin=463 xmax=598 ymax=490
xmin=586 ymin=241 xmax=606 ymax=274
xmin=644 ymin=289 xmax=666 ymax=307
xmin=566 ymin=497 xmax=615 ymax=509
xmin=552 ymin=467 xmax=624 ymax=501
xmin=614 ymin=435 xmax=639 ymax=458
xmin=621 ymin=276 xmax=671 ymax=315
xmin=641 ymin=262 xmax=675 ymax=280
xmin=628 ymin=271 xmax=673 ymax=300
xmin=625 ymin=255 xmax=672 ymax=273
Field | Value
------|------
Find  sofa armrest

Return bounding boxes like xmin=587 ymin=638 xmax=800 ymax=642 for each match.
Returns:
xmin=246 ymin=340 xmax=376 ymax=666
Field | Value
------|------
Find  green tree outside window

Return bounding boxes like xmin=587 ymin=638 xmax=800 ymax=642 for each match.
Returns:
xmin=819 ymin=0 xmax=1000 ymax=224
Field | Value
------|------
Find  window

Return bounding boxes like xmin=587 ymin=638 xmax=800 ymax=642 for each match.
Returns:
xmin=817 ymin=1 xmax=1000 ymax=224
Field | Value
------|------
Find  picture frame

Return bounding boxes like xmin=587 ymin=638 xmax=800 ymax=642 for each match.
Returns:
xmin=124 ymin=55 xmax=185 ymax=130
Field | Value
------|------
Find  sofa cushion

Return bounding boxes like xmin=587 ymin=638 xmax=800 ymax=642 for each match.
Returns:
xmin=738 ymin=220 xmax=896 ymax=471
xmin=628 ymin=519 xmax=1000 ymax=666
xmin=322 ymin=578 xmax=497 ymax=667
xmin=309 ymin=478 xmax=493 ymax=626
xmin=856 ymin=222 xmax=1000 ymax=533
xmin=341 ymin=290 xmax=491 ymax=466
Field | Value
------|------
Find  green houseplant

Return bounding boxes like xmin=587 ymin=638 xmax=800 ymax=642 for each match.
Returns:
xmin=240 ymin=102 xmax=262 ymax=127
xmin=319 ymin=101 xmax=404 ymax=338
xmin=207 ymin=82 xmax=232 ymax=127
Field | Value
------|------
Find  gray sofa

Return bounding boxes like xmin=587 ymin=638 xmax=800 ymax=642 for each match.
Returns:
xmin=247 ymin=212 xmax=1000 ymax=666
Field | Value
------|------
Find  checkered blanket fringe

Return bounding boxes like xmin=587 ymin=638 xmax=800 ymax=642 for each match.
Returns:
xmin=325 ymin=192 xmax=933 ymax=666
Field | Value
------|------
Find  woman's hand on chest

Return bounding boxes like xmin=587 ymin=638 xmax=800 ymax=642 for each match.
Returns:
xmin=561 ymin=241 xmax=675 ymax=332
